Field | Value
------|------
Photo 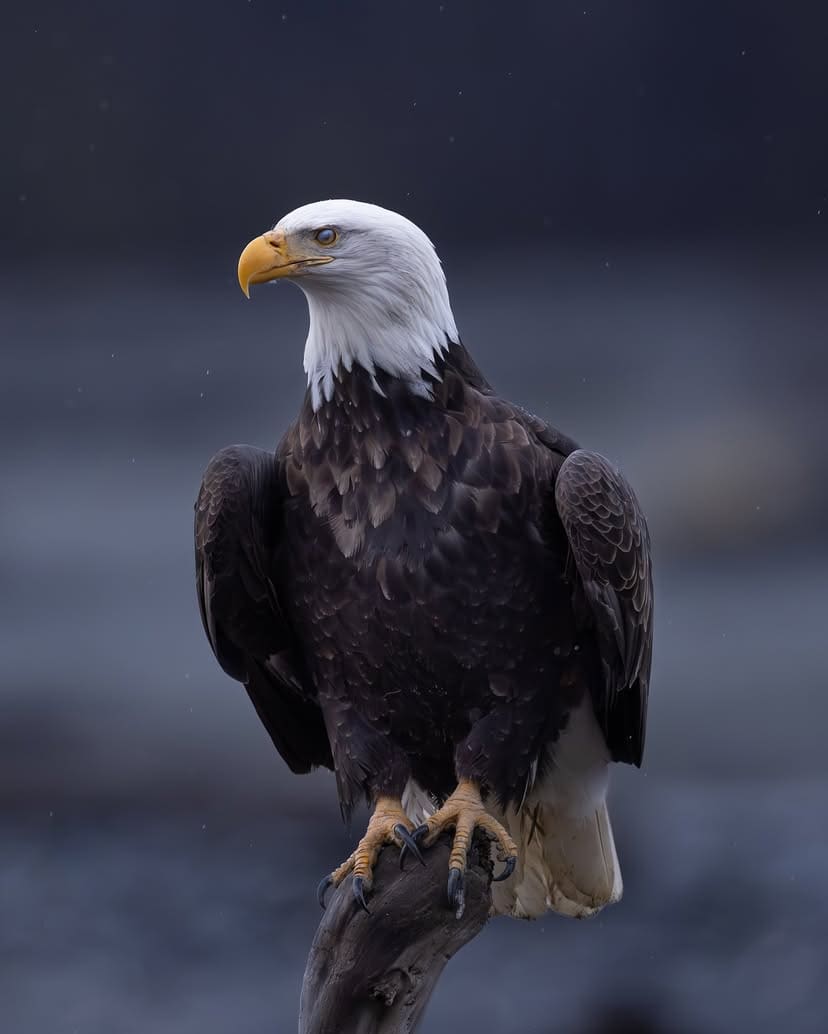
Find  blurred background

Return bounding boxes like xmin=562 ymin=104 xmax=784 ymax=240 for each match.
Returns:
xmin=3 ymin=2 xmax=827 ymax=1032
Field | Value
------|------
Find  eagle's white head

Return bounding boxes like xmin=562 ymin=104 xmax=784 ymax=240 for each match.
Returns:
xmin=237 ymin=200 xmax=459 ymax=410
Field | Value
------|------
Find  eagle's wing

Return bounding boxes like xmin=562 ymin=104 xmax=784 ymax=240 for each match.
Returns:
xmin=195 ymin=444 xmax=332 ymax=774
xmin=554 ymin=449 xmax=653 ymax=765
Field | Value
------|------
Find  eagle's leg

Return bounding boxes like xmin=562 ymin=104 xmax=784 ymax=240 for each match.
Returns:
xmin=317 ymin=796 xmax=423 ymax=913
xmin=410 ymin=779 xmax=518 ymax=913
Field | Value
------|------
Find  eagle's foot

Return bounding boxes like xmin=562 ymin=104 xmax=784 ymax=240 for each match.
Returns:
xmin=317 ymin=796 xmax=423 ymax=913
xmin=408 ymin=778 xmax=518 ymax=915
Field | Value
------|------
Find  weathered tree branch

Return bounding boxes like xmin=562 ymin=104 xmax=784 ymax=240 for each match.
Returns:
xmin=299 ymin=834 xmax=493 ymax=1034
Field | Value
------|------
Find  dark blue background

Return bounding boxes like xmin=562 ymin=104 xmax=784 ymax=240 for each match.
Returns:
xmin=3 ymin=3 xmax=827 ymax=1032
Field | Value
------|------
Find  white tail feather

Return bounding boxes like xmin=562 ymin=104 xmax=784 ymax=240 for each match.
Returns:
xmin=491 ymin=698 xmax=622 ymax=919
xmin=491 ymin=797 xmax=622 ymax=918
xmin=402 ymin=778 xmax=436 ymax=827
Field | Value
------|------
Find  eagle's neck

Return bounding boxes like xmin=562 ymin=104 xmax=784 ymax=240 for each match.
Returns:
xmin=298 ymin=341 xmax=489 ymax=445
xmin=300 ymin=270 xmax=458 ymax=411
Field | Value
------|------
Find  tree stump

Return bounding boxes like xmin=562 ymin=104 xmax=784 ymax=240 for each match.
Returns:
xmin=299 ymin=834 xmax=493 ymax=1034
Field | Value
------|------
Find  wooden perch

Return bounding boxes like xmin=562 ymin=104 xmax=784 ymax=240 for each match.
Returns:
xmin=299 ymin=834 xmax=493 ymax=1034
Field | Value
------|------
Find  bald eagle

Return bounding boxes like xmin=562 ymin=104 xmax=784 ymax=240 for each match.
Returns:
xmin=195 ymin=200 xmax=652 ymax=918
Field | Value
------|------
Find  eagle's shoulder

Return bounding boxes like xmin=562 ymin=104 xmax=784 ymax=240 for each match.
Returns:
xmin=438 ymin=339 xmax=579 ymax=458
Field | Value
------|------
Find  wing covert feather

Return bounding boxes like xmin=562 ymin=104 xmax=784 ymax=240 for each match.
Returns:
xmin=554 ymin=450 xmax=652 ymax=765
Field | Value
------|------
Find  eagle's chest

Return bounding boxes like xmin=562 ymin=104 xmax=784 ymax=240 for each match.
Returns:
xmin=278 ymin=372 xmax=572 ymax=695
xmin=282 ymin=465 xmax=569 ymax=687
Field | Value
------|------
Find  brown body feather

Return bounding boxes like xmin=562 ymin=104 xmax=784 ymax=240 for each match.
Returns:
xmin=195 ymin=342 xmax=652 ymax=818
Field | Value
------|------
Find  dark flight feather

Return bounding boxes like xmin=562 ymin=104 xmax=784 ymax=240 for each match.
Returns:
xmin=195 ymin=445 xmax=332 ymax=774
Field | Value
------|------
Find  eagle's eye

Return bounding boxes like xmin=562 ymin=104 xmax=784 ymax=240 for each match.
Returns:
xmin=315 ymin=227 xmax=338 ymax=246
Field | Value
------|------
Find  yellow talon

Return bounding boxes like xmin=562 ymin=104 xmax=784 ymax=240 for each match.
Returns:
xmin=419 ymin=778 xmax=518 ymax=912
xmin=318 ymin=796 xmax=415 ymax=911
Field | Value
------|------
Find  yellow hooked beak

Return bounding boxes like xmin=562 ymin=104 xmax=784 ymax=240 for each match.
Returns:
xmin=237 ymin=229 xmax=333 ymax=298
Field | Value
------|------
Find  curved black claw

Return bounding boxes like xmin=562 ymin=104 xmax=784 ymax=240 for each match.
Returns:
xmin=492 ymin=855 xmax=517 ymax=883
xmin=317 ymin=874 xmax=333 ymax=910
xmin=396 ymin=824 xmax=426 ymax=869
xmin=352 ymin=875 xmax=371 ymax=914
xmin=447 ymin=865 xmax=465 ymax=913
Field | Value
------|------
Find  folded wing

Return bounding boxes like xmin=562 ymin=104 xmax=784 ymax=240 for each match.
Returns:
xmin=555 ymin=449 xmax=653 ymax=765
xmin=195 ymin=445 xmax=332 ymax=774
